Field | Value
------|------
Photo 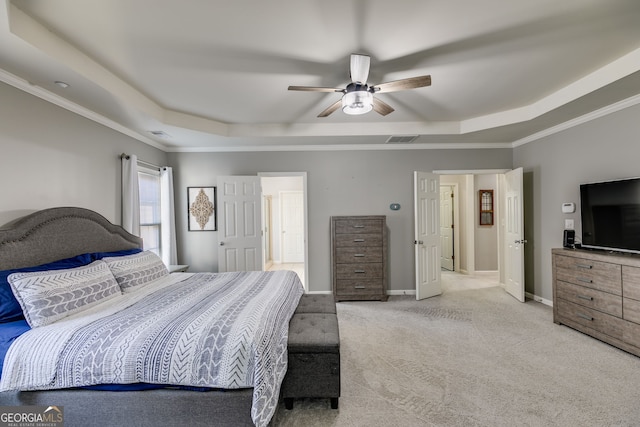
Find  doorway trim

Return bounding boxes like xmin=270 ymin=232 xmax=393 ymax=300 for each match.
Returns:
xmin=280 ymin=190 xmax=304 ymax=263
xmin=258 ymin=172 xmax=308 ymax=292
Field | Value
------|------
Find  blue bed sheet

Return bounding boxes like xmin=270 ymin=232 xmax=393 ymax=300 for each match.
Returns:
xmin=0 ymin=319 xmax=31 ymax=375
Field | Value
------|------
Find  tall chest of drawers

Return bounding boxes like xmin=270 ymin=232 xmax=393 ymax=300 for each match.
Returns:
xmin=552 ymin=248 xmax=640 ymax=357
xmin=331 ymin=216 xmax=388 ymax=302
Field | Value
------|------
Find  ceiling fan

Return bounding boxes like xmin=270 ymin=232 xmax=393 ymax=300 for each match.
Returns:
xmin=288 ymin=54 xmax=431 ymax=117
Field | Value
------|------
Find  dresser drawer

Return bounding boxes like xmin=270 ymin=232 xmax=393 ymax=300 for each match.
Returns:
xmin=556 ymin=299 xmax=625 ymax=340
xmin=335 ymin=247 xmax=383 ymax=263
xmin=555 ymin=280 xmax=622 ymax=317
xmin=624 ymin=321 xmax=640 ymax=348
xmin=623 ymin=266 xmax=640 ymax=301
xmin=333 ymin=219 xmax=382 ymax=234
xmin=335 ymin=263 xmax=383 ymax=279
xmin=624 ymin=298 xmax=640 ymax=324
xmin=556 ymin=267 xmax=621 ymax=296
xmin=556 ymin=255 xmax=622 ymax=295
xmin=555 ymin=255 xmax=621 ymax=295
xmin=333 ymin=233 xmax=382 ymax=248
xmin=336 ymin=279 xmax=383 ymax=296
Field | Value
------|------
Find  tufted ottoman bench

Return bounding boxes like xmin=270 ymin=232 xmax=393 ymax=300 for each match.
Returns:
xmin=293 ymin=293 xmax=337 ymax=314
xmin=282 ymin=297 xmax=340 ymax=410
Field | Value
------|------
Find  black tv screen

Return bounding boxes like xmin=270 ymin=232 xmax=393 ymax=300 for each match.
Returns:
xmin=580 ymin=177 xmax=640 ymax=254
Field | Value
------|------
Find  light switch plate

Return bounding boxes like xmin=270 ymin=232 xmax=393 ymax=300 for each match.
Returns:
xmin=565 ymin=219 xmax=574 ymax=230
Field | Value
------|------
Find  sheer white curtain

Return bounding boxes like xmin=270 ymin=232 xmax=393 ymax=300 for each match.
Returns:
xmin=160 ymin=167 xmax=177 ymax=266
xmin=121 ymin=154 xmax=140 ymax=236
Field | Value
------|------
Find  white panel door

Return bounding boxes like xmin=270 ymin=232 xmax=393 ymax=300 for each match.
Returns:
xmin=217 ymin=176 xmax=262 ymax=272
xmin=504 ymin=168 xmax=525 ymax=302
xmin=440 ymin=185 xmax=454 ymax=271
xmin=414 ymin=171 xmax=442 ymax=300
xmin=281 ymin=191 xmax=304 ymax=263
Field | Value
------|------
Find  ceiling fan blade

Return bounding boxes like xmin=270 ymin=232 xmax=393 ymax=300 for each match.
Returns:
xmin=288 ymin=86 xmax=343 ymax=93
xmin=317 ymin=99 xmax=342 ymax=118
xmin=373 ymin=75 xmax=431 ymax=93
xmin=350 ymin=54 xmax=370 ymax=84
xmin=372 ymin=97 xmax=395 ymax=116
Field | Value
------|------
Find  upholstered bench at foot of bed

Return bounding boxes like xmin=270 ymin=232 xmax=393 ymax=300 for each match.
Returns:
xmin=294 ymin=293 xmax=337 ymax=314
xmin=282 ymin=312 xmax=340 ymax=410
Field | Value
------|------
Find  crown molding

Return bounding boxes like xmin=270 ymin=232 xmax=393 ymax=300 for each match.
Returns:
xmin=0 ymin=68 xmax=167 ymax=151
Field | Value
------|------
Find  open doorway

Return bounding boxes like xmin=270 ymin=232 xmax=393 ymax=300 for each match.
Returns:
xmin=437 ymin=170 xmax=505 ymax=283
xmin=260 ymin=173 xmax=307 ymax=287
xmin=440 ymin=183 xmax=457 ymax=272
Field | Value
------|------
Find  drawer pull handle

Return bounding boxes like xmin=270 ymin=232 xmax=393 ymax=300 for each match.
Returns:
xmin=354 ymin=285 xmax=366 ymax=289
xmin=577 ymin=294 xmax=594 ymax=301
xmin=353 ymin=225 xmax=365 ymax=228
xmin=577 ymin=313 xmax=594 ymax=321
xmin=354 ymin=239 xmax=365 ymax=242
xmin=577 ymin=278 xmax=593 ymax=284
xmin=354 ymin=254 xmax=365 ymax=257
xmin=577 ymin=264 xmax=593 ymax=269
xmin=354 ymin=270 xmax=366 ymax=274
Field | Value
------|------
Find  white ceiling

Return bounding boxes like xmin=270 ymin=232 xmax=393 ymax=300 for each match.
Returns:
xmin=2 ymin=0 xmax=640 ymax=151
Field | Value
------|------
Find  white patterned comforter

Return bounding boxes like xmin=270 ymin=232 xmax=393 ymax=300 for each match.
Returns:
xmin=0 ymin=270 xmax=303 ymax=427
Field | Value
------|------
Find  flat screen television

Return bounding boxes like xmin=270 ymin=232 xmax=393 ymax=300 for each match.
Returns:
xmin=580 ymin=177 xmax=640 ymax=254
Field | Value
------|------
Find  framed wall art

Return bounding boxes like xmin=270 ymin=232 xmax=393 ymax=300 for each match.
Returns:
xmin=188 ymin=186 xmax=217 ymax=231
xmin=479 ymin=189 xmax=494 ymax=226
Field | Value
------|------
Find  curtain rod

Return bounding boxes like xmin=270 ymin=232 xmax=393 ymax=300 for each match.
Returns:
xmin=120 ymin=153 xmax=162 ymax=170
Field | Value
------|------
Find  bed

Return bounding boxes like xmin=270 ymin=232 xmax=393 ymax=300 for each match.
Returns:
xmin=0 ymin=207 xmax=304 ymax=427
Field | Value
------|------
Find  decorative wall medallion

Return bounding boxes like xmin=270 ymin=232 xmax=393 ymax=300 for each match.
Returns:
xmin=188 ymin=187 xmax=217 ymax=231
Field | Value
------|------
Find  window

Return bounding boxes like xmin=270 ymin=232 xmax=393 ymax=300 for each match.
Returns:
xmin=138 ymin=167 xmax=161 ymax=255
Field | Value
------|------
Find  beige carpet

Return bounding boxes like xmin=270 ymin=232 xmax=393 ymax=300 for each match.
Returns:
xmin=272 ymin=272 xmax=640 ymax=426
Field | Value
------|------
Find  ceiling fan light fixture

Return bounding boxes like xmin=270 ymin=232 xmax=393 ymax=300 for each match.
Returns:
xmin=341 ymin=91 xmax=373 ymax=115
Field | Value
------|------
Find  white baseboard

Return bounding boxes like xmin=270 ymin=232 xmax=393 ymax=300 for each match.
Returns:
xmin=387 ymin=290 xmax=417 ymax=296
xmin=526 ymin=292 xmax=553 ymax=306
xmin=309 ymin=289 xmax=552 ymax=305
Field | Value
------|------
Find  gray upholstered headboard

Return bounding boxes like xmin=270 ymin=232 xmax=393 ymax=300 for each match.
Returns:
xmin=0 ymin=207 xmax=142 ymax=270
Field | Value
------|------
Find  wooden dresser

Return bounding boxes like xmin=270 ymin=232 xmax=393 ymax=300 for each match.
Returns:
xmin=552 ymin=248 xmax=640 ymax=357
xmin=331 ymin=216 xmax=388 ymax=302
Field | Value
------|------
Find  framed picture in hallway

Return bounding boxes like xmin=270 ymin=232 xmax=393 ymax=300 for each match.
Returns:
xmin=479 ymin=189 xmax=494 ymax=226
xmin=188 ymin=186 xmax=217 ymax=231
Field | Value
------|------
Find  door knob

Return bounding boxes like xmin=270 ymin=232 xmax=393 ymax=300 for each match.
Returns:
xmin=219 ymin=242 xmax=225 ymax=246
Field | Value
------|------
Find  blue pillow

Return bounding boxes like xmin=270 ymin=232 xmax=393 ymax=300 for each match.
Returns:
xmin=90 ymin=248 xmax=142 ymax=261
xmin=0 ymin=254 xmax=93 ymax=322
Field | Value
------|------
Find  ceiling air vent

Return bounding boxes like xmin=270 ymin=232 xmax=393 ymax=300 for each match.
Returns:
xmin=385 ymin=135 xmax=418 ymax=144
xmin=150 ymin=130 xmax=171 ymax=139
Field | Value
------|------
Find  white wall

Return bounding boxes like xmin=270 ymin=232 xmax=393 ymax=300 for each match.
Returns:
xmin=261 ymin=176 xmax=304 ymax=264
xmin=514 ymin=102 xmax=640 ymax=301
xmin=0 ymin=82 xmax=167 ymax=226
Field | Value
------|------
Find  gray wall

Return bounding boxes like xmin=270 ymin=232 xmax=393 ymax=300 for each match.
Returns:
xmin=514 ymin=102 xmax=640 ymax=302
xmin=5 ymin=76 xmax=639 ymax=301
xmin=169 ymin=149 xmax=512 ymax=293
xmin=0 ymin=82 xmax=167 ymax=226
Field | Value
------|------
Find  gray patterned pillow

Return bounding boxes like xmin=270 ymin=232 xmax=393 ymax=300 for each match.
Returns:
xmin=8 ymin=260 xmax=121 ymax=328
xmin=103 ymin=251 xmax=169 ymax=291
